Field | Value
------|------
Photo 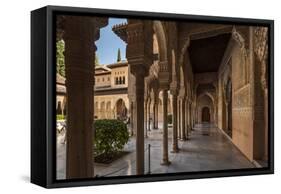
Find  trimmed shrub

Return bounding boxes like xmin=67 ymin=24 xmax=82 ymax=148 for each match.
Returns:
xmin=94 ymin=119 xmax=129 ymax=156
xmin=56 ymin=114 xmax=65 ymax=120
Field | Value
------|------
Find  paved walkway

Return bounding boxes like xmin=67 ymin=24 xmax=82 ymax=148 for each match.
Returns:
xmin=56 ymin=123 xmax=254 ymax=179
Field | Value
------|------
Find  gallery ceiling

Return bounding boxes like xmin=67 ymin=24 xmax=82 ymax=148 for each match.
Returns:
xmin=188 ymin=33 xmax=231 ymax=73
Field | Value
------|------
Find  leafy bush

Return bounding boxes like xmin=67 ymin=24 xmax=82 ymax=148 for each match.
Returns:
xmin=56 ymin=114 xmax=65 ymax=120
xmin=167 ymin=114 xmax=173 ymax=124
xmin=94 ymin=119 xmax=129 ymax=156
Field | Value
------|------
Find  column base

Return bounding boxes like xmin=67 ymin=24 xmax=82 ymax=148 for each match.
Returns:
xmin=180 ymin=137 xmax=187 ymax=141
xmin=161 ymin=160 xmax=171 ymax=166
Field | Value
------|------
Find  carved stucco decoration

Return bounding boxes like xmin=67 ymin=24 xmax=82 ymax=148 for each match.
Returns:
xmin=126 ymin=20 xmax=153 ymax=76
xmin=178 ymin=37 xmax=190 ymax=69
xmin=154 ymin=21 xmax=170 ymax=89
xmin=158 ymin=60 xmax=170 ymax=89
xmin=56 ymin=15 xmax=66 ymax=41
xmin=254 ymin=27 xmax=268 ymax=91
xmin=57 ymin=16 xmax=108 ymax=48
xmin=232 ymin=27 xmax=249 ymax=84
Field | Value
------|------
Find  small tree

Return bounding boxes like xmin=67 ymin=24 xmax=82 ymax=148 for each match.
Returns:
xmin=117 ymin=48 xmax=121 ymax=62
xmin=94 ymin=119 xmax=129 ymax=156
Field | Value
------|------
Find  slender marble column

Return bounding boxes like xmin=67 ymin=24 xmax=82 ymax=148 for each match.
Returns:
xmin=126 ymin=20 xmax=153 ymax=175
xmin=161 ymin=89 xmax=171 ymax=165
xmin=177 ymin=99 xmax=181 ymax=140
xmin=171 ymin=94 xmax=179 ymax=153
xmin=144 ymin=100 xmax=148 ymax=138
xmin=181 ymin=98 xmax=186 ymax=141
xmin=153 ymin=98 xmax=159 ymax=129
xmin=225 ymin=102 xmax=229 ymax=130
xmin=185 ymin=100 xmax=190 ymax=139
xmin=134 ymin=75 xmax=145 ymax=174
xmin=153 ymin=100 xmax=156 ymax=129
xmin=188 ymin=102 xmax=192 ymax=133
xmin=129 ymin=101 xmax=134 ymax=136
xmin=263 ymin=88 xmax=268 ymax=160
xmin=148 ymin=99 xmax=151 ymax=131
xmin=261 ymin=60 xmax=268 ymax=161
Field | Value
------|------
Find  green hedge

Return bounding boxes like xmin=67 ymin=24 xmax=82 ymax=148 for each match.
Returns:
xmin=94 ymin=119 xmax=129 ymax=155
xmin=56 ymin=114 xmax=65 ymax=120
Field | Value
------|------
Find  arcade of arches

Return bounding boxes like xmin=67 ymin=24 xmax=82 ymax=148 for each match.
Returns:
xmin=56 ymin=15 xmax=269 ymax=179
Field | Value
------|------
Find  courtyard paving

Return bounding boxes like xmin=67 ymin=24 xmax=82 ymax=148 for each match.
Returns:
xmin=56 ymin=123 xmax=255 ymax=179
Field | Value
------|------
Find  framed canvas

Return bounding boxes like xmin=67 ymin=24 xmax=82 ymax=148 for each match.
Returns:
xmin=31 ymin=5 xmax=274 ymax=188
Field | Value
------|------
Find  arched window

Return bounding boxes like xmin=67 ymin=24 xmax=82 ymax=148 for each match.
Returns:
xmin=116 ymin=99 xmax=128 ymax=120
xmin=115 ymin=77 xmax=118 ymax=85
xmin=122 ymin=76 xmax=125 ymax=84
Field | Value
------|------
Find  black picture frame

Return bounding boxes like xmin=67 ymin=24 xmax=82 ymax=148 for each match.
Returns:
xmin=31 ymin=5 xmax=274 ymax=188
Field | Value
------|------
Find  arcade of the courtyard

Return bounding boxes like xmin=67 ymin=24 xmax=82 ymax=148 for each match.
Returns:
xmin=56 ymin=16 xmax=269 ymax=179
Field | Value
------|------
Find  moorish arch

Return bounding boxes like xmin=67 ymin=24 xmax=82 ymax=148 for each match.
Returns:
xmin=94 ymin=101 xmax=98 ymax=118
xmin=196 ymin=83 xmax=216 ymax=97
xmin=198 ymin=92 xmax=215 ymax=105
xmin=196 ymin=94 xmax=215 ymax=124
xmin=100 ymin=101 xmax=105 ymax=119
xmin=153 ymin=21 xmax=171 ymax=88
xmin=106 ymin=101 xmax=111 ymax=119
xmin=115 ymin=98 xmax=128 ymax=120
xmin=153 ymin=21 xmax=168 ymax=62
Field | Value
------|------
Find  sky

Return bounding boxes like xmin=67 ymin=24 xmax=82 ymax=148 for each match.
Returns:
xmin=95 ymin=18 xmax=127 ymax=65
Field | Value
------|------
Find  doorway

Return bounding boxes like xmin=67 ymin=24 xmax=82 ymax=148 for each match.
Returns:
xmin=202 ymin=107 xmax=210 ymax=123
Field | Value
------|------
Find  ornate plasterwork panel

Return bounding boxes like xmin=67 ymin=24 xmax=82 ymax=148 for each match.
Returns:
xmin=126 ymin=20 xmax=153 ymax=76
xmin=254 ymin=27 xmax=268 ymax=90
xmin=232 ymin=27 xmax=250 ymax=87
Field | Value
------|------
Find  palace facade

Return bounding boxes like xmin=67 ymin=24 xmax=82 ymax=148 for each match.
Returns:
xmin=57 ymin=61 xmax=173 ymax=123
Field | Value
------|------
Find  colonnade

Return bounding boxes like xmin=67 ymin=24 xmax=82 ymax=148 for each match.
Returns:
xmin=57 ymin=15 xmax=269 ymax=179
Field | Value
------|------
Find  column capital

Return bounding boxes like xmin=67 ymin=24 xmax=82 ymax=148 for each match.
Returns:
xmin=170 ymin=89 xmax=178 ymax=96
xmin=159 ymin=84 xmax=170 ymax=91
xmin=158 ymin=60 xmax=170 ymax=88
xmin=130 ymin=65 xmax=149 ymax=77
xmin=170 ymin=81 xmax=179 ymax=94
xmin=62 ymin=16 xmax=108 ymax=42
xmin=178 ymin=94 xmax=186 ymax=101
xmin=126 ymin=20 xmax=153 ymax=77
